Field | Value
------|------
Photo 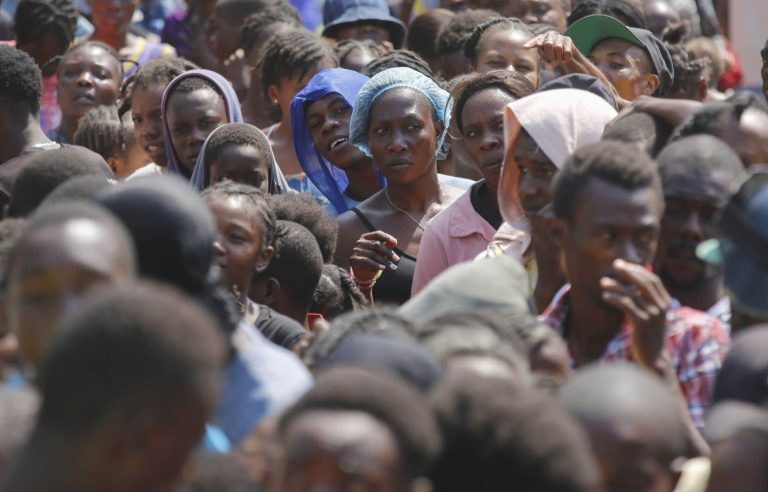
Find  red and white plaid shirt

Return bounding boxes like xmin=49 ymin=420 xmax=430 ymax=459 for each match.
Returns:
xmin=541 ymin=285 xmax=730 ymax=428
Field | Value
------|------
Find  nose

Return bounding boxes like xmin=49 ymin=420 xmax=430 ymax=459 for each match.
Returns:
xmin=76 ymin=70 xmax=94 ymax=86
xmin=387 ymin=130 xmax=407 ymax=152
xmin=518 ymin=173 xmax=539 ymax=198
xmin=320 ymin=117 xmax=338 ymax=135
xmin=480 ymin=131 xmax=501 ymax=151
xmin=679 ymin=211 xmax=703 ymax=240
xmin=522 ymin=11 xmax=538 ymax=24
xmin=213 ymin=236 xmax=226 ymax=257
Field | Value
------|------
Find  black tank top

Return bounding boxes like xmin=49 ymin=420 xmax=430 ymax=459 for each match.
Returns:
xmin=350 ymin=208 xmax=417 ymax=306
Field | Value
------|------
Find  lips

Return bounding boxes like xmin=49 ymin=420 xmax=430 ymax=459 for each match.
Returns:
xmin=143 ymin=143 xmax=164 ymax=160
xmin=482 ymin=159 xmax=503 ymax=171
xmin=387 ymin=158 xmax=412 ymax=169
xmin=73 ymin=92 xmax=95 ymax=104
xmin=328 ymin=136 xmax=348 ymax=152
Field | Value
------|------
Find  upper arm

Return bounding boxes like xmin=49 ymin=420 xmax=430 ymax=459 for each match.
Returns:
xmin=334 ymin=211 xmax=365 ymax=269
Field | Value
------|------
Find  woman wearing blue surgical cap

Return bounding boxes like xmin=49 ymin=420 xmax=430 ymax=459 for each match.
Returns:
xmin=334 ymin=67 xmax=463 ymax=305
xmin=291 ymin=68 xmax=385 ymax=216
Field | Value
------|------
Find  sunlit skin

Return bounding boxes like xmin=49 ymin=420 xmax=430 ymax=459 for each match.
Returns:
xmin=720 ymin=108 xmax=768 ymax=166
xmin=475 ymin=29 xmax=540 ymax=87
xmin=340 ymin=47 xmax=379 ymax=73
xmin=507 ymin=0 xmax=569 ymax=32
xmin=56 ymin=44 xmax=122 ymax=142
xmin=654 ymin=169 xmax=731 ymax=311
xmin=588 ymin=38 xmax=659 ymax=101
xmin=644 ymin=0 xmax=681 ymax=38
xmin=166 ymin=87 xmax=228 ymax=176
xmin=209 ymin=144 xmax=270 ymax=193
xmin=8 ymin=219 xmax=135 ymax=372
xmin=131 ymin=84 xmax=167 ymax=166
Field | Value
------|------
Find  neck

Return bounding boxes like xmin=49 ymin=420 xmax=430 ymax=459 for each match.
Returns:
xmin=4 ymin=429 xmax=93 ymax=492
xmin=666 ymin=275 xmax=723 ymax=313
xmin=385 ymin=165 xmax=441 ymax=212
xmin=0 ymin=113 xmax=51 ymax=162
xmin=566 ymin=287 xmax=624 ymax=365
xmin=59 ymin=116 xmax=81 ymax=144
xmin=92 ymin=28 xmax=127 ymax=50
xmin=275 ymin=117 xmax=292 ymax=138
xmin=478 ymin=180 xmax=498 ymax=209
xmin=344 ymin=159 xmax=381 ymax=201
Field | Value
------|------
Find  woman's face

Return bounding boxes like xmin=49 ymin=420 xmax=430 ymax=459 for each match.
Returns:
xmin=90 ymin=0 xmax=138 ymax=36
xmin=207 ymin=194 xmax=266 ymax=297
xmin=460 ymin=88 xmax=516 ymax=192
xmin=367 ymin=88 xmax=443 ymax=184
xmin=306 ymin=93 xmax=369 ymax=170
xmin=57 ymin=45 xmax=122 ymax=121
xmin=209 ymin=143 xmax=270 ymax=193
xmin=166 ymin=87 xmax=228 ymax=173
xmin=476 ymin=29 xmax=540 ymax=88
xmin=131 ymin=84 xmax=167 ymax=166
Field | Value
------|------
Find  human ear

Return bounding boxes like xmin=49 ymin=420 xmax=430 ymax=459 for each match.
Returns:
xmin=106 ymin=156 xmax=120 ymax=177
xmin=264 ymin=277 xmax=281 ymax=307
xmin=641 ymin=73 xmax=660 ymax=96
xmin=267 ymin=84 xmax=280 ymax=106
xmin=254 ymin=246 xmax=274 ymax=273
xmin=549 ymin=217 xmax=568 ymax=249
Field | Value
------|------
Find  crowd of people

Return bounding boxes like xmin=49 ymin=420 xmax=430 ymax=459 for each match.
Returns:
xmin=0 ymin=0 xmax=767 ymax=490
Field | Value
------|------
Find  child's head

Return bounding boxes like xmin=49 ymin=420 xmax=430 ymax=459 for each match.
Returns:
xmin=202 ymin=180 xmax=276 ymax=300
xmin=334 ymin=39 xmax=385 ymax=73
xmin=74 ymin=105 xmax=147 ymax=179
xmin=126 ymin=57 xmax=197 ymax=167
xmin=202 ymin=123 xmax=275 ymax=192
xmin=260 ymin=29 xmax=337 ymax=122
xmin=206 ymin=0 xmax=279 ymax=62
xmin=13 ymin=0 xmax=78 ymax=77
xmin=464 ymin=18 xmax=540 ymax=88
xmin=435 ymin=9 xmax=501 ymax=80
xmin=164 ymin=74 xmax=229 ymax=174
xmin=241 ymin=3 xmax=303 ymax=65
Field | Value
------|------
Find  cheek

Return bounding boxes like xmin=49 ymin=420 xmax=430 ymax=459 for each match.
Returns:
xmin=524 ymin=71 xmax=539 ymax=89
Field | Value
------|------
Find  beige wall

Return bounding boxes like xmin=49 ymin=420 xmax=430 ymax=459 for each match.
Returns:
xmin=730 ymin=0 xmax=768 ymax=89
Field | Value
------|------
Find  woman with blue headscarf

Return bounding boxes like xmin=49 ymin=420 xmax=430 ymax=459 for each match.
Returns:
xmin=334 ymin=67 xmax=463 ymax=305
xmin=291 ymin=68 xmax=385 ymax=216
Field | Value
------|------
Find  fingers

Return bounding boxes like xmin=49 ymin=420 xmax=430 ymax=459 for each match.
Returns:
xmin=600 ymin=277 xmax=651 ymax=321
xmin=523 ymin=33 xmax=574 ymax=64
xmin=611 ymin=260 xmax=671 ymax=308
xmin=361 ymin=230 xmax=398 ymax=249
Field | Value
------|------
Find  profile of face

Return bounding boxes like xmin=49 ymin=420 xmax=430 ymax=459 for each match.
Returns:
xmin=460 ymin=88 xmax=516 ymax=192
xmin=209 ymin=143 xmax=271 ymax=192
xmin=166 ymin=86 xmax=228 ymax=174
xmin=206 ymin=8 xmax=245 ymax=61
xmin=89 ymin=0 xmax=138 ymax=35
xmin=507 ymin=0 xmax=569 ymax=32
xmin=206 ymin=194 xmax=271 ymax=298
xmin=554 ymin=178 xmax=663 ymax=307
xmin=654 ymin=168 xmax=731 ymax=291
xmin=583 ymin=418 xmax=677 ymax=492
xmin=475 ymin=28 xmax=540 ymax=88
xmin=8 ymin=219 xmax=134 ymax=371
xmin=57 ymin=44 xmax=122 ymax=122
xmin=512 ymin=130 xmax=558 ymax=220
xmin=272 ymin=410 xmax=413 ymax=492
xmin=307 ymin=93 xmax=370 ymax=170
xmin=589 ymin=39 xmax=659 ymax=101
xmin=132 ymin=84 xmax=168 ymax=166
xmin=367 ymin=88 xmax=443 ymax=185
xmin=269 ymin=59 xmax=336 ymax=124
xmin=329 ymin=21 xmax=393 ymax=50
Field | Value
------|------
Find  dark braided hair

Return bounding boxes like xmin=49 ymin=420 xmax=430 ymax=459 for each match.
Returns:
xmin=435 ymin=9 xmax=500 ymax=57
xmin=452 ymin=70 xmax=535 ymax=133
xmin=406 ymin=9 xmax=455 ymax=64
xmin=666 ymin=42 xmax=710 ymax=100
xmin=310 ymin=264 xmax=367 ymax=320
xmin=363 ymin=49 xmax=437 ymax=81
xmin=567 ymin=0 xmax=647 ymax=29
xmin=464 ymin=17 xmax=534 ymax=66
xmin=240 ymin=4 xmax=303 ymax=53
xmin=334 ymin=39 xmax=385 ymax=70
xmin=260 ymin=29 xmax=336 ymax=99
xmin=13 ymin=0 xmax=77 ymax=47
xmin=118 ymin=57 xmax=198 ymax=117
xmin=73 ymin=105 xmax=128 ymax=162
xmin=201 ymin=180 xmax=277 ymax=253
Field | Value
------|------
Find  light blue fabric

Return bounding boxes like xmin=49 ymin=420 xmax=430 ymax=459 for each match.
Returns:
xmin=291 ymin=68 xmax=384 ymax=215
xmin=213 ymin=321 xmax=312 ymax=446
xmin=349 ymin=67 xmax=452 ymax=160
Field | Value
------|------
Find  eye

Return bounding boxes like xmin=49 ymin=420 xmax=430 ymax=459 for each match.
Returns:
xmin=515 ymin=64 xmax=534 ymax=73
xmin=373 ymin=126 xmax=387 ymax=136
xmin=609 ymin=62 xmax=626 ymax=70
xmin=465 ymin=128 xmax=479 ymax=139
xmin=487 ymin=60 xmax=506 ymax=68
xmin=406 ymin=122 xmax=422 ymax=131
xmin=132 ymin=115 xmax=143 ymax=125
xmin=95 ymin=68 xmax=113 ymax=80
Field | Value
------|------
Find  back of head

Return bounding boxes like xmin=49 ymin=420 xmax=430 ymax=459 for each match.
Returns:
xmin=567 ymin=0 xmax=647 ymax=28
xmin=602 ymin=111 xmax=672 ymax=157
xmin=712 ymin=325 xmax=768 ymax=406
xmin=310 ymin=263 xmax=366 ymax=320
xmin=264 ymin=220 xmax=323 ymax=314
xmin=73 ymin=105 xmax=127 ymax=162
xmin=267 ymin=193 xmax=338 ymax=262
xmin=96 ymin=176 xmax=216 ymax=296
xmin=278 ymin=366 xmax=441 ymax=480
xmin=406 ymin=9 xmax=455 ymax=63
xmin=552 ymin=140 xmax=661 ymax=221
xmin=430 ymin=374 xmax=598 ymax=492
xmin=240 ymin=3 xmax=303 ymax=53
xmin=435 ymin=9 xmax=500 ymax=57
xmin=363 ymin=49 xmax=436 ymax=80
xmin=558 ymin=363 xmax=688 ymax=460
xmin=260 ymin=28 xmax=336 ymax=99
xmin=657 ymin=134 xmax=745 ymax=190
xmin=38 ymin=175 xmax=112 ymax=210
xmin=36 ymin=282 xmax=226 ymax=434
xmin=14 ymin=0 xmax=77 ymax=48
xmin=9 ymin=146 xmax=110 ymax=217
xmin=0 ymin=45 xmax=42 ymax=115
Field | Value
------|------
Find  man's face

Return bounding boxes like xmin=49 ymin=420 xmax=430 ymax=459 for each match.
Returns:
xmin=655 ymin=166 xmax=732 ymax=291
xmin=589 ymin=38 xmax=658 ymax=101
xmin=558 ymin=178 xmax=663 ymax=306
xmin=507 ymin=0 xmax=569 ymax=32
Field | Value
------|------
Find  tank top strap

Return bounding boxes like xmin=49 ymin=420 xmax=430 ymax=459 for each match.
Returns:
xmin=349 ymin=207 xmax=377 ymax=232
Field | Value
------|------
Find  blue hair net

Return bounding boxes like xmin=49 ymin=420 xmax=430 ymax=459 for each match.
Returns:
xmin=349 ymin=67 xmax=452 ymax=161
xmin=291 ymin=68 xmax=385 ymax=216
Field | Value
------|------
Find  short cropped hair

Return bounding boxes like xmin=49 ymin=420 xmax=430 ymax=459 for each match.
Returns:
xmin=435 ymin=9 xmax=500 ymax=57
xmin=567 ymin=0 xmax=646 ymax=28
xmin=201 ymin=123 xmax=275 ymax=174
xmin=552 ymin=141 xmax=661 ymax=221
xmin=36 ymin=282 xmax=226 ymax=434
xmin=267 ymin=193 xmax=338 ymax=262
xmin=657 ymin=134 xmax=745 ymax=192
xmin=602 ymin=111 xmax=673 ymax=157
xmin=279 ymin=367 xmax=442 ymax=479
xmin=310 ymin=264 xmax=366 ymax=320
xmin=0 ymin=45 xmax=42 ymax=113
xmin=240 ymin=3 xmax=303 ymax=53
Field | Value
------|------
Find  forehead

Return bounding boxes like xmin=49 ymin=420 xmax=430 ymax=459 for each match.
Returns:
xmin=661 ymin=165 xmax=735 ymax=200
xmin=64 ymin=45 xmax=116 ymax=65
xmin=592 ymin=38 xmax=649 ymax=61
xmin=573 ymin=178 xmax=662 ymax=225
xmin=483 ymin=27 xmax=534 ymax=50
xmin=307 ymin=92 xmax=346 ymax=114
xmin=371 ymin=88 xmax=434 ymax=118
xmin=462 ymin=88 xmax=513 ymax=120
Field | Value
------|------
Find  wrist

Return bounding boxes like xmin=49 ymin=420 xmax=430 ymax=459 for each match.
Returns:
xmin=350 ymin=268 xmax=383 ymax=291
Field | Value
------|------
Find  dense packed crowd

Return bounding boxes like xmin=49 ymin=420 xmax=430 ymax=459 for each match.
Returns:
xmin=0 ymin=0 xmax=767 ymax=490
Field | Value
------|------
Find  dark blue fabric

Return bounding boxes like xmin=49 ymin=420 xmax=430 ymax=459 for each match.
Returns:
xmin=291 ymin=68 xmax=385 ymax=215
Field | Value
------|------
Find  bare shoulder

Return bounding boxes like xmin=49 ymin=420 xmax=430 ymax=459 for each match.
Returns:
xmin=334 ymin=209 xmax=369 ymax=268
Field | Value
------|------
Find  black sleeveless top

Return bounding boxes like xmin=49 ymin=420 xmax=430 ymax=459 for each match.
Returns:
xmin=350 ymin=208 xmax=417 ymax=306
